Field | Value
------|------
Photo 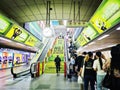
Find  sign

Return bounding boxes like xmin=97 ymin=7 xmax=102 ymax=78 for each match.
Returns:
xmin=24 ymin=35 xmax=38 ymax=47
xmin=76 ymin=34 xmax=88 ymax=46
xmin=90 ymin=0 xmax=120 ymax=34
xmin=81 ymin=25 xmax=99 ymax=41
xmin=24 ymin=22 xmax=43 ymax=41
xmin=67 ymin=21 xmax=88 ymax=28
xmin=0 ymin=14 xmax=11 ymax=34
xmin=5 ymin=24 xmax=29 ymax=42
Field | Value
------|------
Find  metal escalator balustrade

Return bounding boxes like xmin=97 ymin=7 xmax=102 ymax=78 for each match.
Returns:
xmin=30 ymin=61 xmax=41 ymax=78
xmin=11 ymin=66 xmax=30 ymax=78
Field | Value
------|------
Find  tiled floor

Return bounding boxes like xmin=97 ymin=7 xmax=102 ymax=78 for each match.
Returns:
xmin=0 ymin=73 xmax=81 ymax=90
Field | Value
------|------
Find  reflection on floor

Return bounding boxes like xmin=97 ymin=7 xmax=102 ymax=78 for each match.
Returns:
xmin=0 ymin=74 xmax=81 ymax=90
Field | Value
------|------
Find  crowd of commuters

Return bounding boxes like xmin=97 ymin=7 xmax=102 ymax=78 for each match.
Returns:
xmin=67 ymin=43 xmax=120 ymax=90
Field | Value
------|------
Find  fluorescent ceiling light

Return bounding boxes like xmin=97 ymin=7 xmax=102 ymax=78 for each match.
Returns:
xmin=116 ymin=26 xmax=120 ymax=30
xmin=97 ymin=34 xmax=109 ymax=40
xmin=83 ymin=46 xmax=88 ymax=48
xmin=88 ymin=42 xmax=95 ymax=45
xmin=0 ymin=37 xmax=12 ymax=42
xmin=107 ymin=44 xmax=117 ymax=48
xmin=43 ymin=27 xmax=54 ymax=38
xmin=63 ymin=20 xmax=67 ymax=26
xmin=16 ymin=43 xmax=25 ymax=46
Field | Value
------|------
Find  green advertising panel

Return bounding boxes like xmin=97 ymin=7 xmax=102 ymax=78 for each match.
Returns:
xmin=90 ymin=0 xmax=120 ymax=34
xmin=0 ymin=14 xmax=11 ymax=34
xmin=81 ymin=25 xmax=99 ymax=41
xmin=5 ymin=24 xmax=28 ymax=42
xmin=76 ymin=34 xmax=88 ymax=46
xmin=24 ymin=35 xmax=38 ymax=47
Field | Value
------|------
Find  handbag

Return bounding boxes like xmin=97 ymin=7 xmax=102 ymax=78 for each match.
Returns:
xmin=78 ymin=76 xmax=83 ymax=84
xmin=81 ymin=60 xmax=85 ymax=78
xmin=102 ymin=72 xmax=112 ymax=89
xmin=81 ymin=64 xmax=85 ymax=78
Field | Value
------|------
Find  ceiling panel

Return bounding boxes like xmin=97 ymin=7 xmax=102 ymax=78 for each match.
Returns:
xmin=20 ymin=6 xmax=33 ymax=15
xmin=0 ymin=0 xmax=120 ymax=53
xmin=0 ymin=0 xmax=102 ymax=23
xmin=14 ymin=0 xmax=26 ymax=6
xmin=35 ymin=0 xmax=45 ymax=4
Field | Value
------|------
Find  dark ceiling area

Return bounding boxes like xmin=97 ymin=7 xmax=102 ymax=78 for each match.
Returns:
xmin=0 ymin=0 xmax=102 ymax=24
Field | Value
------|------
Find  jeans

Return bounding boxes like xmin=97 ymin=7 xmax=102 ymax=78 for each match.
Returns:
xmin=84 ymin=75 xmax=95 ymax=90
xmin=97 ymin=74 xmax=108 ymax=90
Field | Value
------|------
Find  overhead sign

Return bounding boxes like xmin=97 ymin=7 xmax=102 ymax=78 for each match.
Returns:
xmin=5 ymin=24 xmax=29 ymax=42
xmin=90 ymin=0 xmax=120 ymax=34
xmin=67 ymin=21 xmax=88 ymax=28
xmin=24 ymin=22 xmax=43 ymax=41
xmin=24 ymin=35 xmax=38 ymax=47
xmin=76 ymin=34 xmax=88 ymax=46
xmin=81 ymin=25 xmax=99 ymax=41
xmin=0 ymin=14 xmax=11 ymax=34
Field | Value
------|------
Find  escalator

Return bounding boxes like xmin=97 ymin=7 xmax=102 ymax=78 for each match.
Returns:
xmin=11 ymin=38 xmax=53 ymax=78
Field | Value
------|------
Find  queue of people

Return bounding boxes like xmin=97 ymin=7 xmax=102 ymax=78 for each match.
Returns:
xmin=67 ymin=44 xmax=120 ymax=90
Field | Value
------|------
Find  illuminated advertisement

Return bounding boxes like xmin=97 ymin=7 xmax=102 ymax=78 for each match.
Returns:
xmin=24 ymin=22 xmax=43 ymax=41
xmin=14 ymin=53 xmax=22 ymax=66
xmin=81 ymin=25 xmax=99 ymax=41
xmin=7 ymin=52 xmax=14 ymax=67
xmin=76 ymin=34 xmax=88 ymax=46
xmin=0 ymin=14 xmax=11 ymax=34
xmin=2 ymin=52 xmax=8 ymax=68
xmin=2 ymin=52 xmax=8 ymax=64
xmin=5 ymin=24 xmax=29 ymax=42
xmin=0 ymin=52 xmax=2 ymax=68
xmin=90 ymin=0 xmax=120 ymax=34
xmin=24 ymin=35 xmax=38 ymax=47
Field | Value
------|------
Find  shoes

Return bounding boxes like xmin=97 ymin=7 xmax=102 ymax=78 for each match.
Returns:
xmin=57 ymin=73 xmax=60 ymax=76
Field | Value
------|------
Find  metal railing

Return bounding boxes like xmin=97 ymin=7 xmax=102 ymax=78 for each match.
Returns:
xmin=11 ymin=67 xmax=30 ymax=78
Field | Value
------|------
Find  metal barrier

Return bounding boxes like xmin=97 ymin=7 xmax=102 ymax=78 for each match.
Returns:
xmin=30 ymin=61 xmax=41 ymax=78
xmin=11 ymin=67 xmax=30 ymax=78
xmin=64 ymin=61 xmax=67 ymax=78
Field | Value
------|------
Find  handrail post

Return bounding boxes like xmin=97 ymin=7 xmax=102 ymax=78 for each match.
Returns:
xmin=64 ymin=61 xmax=67 ymax=78
xmin=36 ymin=61 xmax=40 ymax=77
xmin=11 ymin=67 xmax=17 ymax=78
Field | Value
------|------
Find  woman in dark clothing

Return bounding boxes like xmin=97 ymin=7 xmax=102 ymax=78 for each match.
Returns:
xmin=109 ymin=44 xmax=120 ymax=90
xmin=84 ymin=52 xmax=96 ymax=90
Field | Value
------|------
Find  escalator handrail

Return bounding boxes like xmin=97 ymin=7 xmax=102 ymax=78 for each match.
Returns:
xmin=30 ymin=62 xmax=37 ymax=74
xmin=11 ymin=66 xmax=30 ymax=78
xmin=30 ymin=61 xmax=41 ymax=78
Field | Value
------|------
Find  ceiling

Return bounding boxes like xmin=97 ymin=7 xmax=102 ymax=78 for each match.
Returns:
xmin=0 ymin=0 xmax=120 ymax=53
xmin=0 ymin=0 xmax=102 ymax=24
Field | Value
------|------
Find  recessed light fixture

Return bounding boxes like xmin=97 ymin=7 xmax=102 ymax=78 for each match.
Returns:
xmin=88 ymin=42 xmax=95 ymax=45
xmin=16 ymin=43 xmax=25 ymax=46
xmin=116 ymin=26 xmax=120 ymax=30
xmin=0 ymin=37 xmax=12 ymax=42
xmin=97 ymin=34 xmax=109 ymax=40
xmin=107 ymin=44 xmax=117 ymax=48
xmin=43 ymin=27 xmax=54 ymax=37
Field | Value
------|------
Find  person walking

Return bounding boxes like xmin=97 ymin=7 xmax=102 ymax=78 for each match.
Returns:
xmin=103 ymin=44 xmax=120 ymax=90
xmin=54 ymin=55 xmax=61 ymax=76
xmin=93 ymin=51 xmax=107 ymax=90
xmin=83 ymin=52 xmax=96 ymax=90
